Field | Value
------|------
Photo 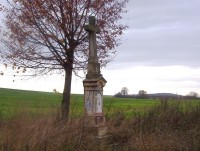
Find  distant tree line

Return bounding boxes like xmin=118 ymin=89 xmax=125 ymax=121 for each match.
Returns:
xmin=114 ymin=87 xmax=148 ymax=99
xmin=114 ymin=87 xmax=199 ymax=100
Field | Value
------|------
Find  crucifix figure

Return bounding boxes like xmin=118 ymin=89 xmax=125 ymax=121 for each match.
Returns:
xmin=84 ymin=16 xmax=101 ymax=79
xmin=83 ymin=16 xmax=107 ymax=137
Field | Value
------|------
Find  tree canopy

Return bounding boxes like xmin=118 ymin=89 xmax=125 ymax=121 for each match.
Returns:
xmin=1 ymin=0 xmax=128 ymax=75
xmin=0 ymin=0 xmax=128 ymax=119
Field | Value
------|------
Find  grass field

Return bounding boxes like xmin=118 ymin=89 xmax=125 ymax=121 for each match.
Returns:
xmin=0 ymin=87 xmax=199 ymax=119
xmin=0 ymin=87 xmax=159 ymax=119
xmin=1 ymin=88 xmax=200 ymax=150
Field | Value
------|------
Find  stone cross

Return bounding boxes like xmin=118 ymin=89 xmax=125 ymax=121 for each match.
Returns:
xmin=84 ymin=16 xmax=100 ymax=63
xmin=84 ymin=16 xmax=101 ymax=79
xmin=83 ymin=16 xmax=107 ymax=137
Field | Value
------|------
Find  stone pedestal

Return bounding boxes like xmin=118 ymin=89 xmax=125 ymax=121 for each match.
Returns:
xmin=83 ymin=77 xmax=107 ymax=137
xmin=84 ymin=115 xmax=108 ymax=137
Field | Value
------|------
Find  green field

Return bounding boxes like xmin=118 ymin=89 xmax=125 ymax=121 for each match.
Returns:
xmin=0 ymin=87 xmax=159 ymax=119
xmin=1 ymin=87 xmax=200 ymax=120
xmin=1 ymin=88 xmax=200 ymax=150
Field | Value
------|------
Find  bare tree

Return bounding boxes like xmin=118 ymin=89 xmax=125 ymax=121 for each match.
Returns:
xmin=138 ymin=90 xmax=148 ymax=98
xmin=0 ymin=0 xmax=128 ymax=120
xmin=187 ymin=91 xmax=199 ymax=99
xmin=121 ymin=87 xmax=129 ymax=96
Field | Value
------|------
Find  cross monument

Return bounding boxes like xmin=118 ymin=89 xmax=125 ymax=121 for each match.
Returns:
xmin=83 ymin=16 xmax=107 ymax=137
xmin=84 ymin=16 xmax=101 ymax=79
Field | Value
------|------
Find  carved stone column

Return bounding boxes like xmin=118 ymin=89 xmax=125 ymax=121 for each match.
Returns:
xmin=83 ymin=16 xmax=107 ymax=137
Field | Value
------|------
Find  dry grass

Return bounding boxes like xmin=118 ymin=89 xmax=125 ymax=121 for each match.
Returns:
xmin=0 ymin=101 xmax=200 ymax=151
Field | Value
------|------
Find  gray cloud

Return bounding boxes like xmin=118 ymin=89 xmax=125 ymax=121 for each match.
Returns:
xmin=1 ymin=0 xmax=200 ymax=68
xmin=115 ymin=0 xmax=200 ymax=67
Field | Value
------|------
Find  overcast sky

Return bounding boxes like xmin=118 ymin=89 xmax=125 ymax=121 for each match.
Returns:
xmin=0 ymin=0 xmax=200 ymax=95
xmin=118 ymin=0 xmax=200 ymax=67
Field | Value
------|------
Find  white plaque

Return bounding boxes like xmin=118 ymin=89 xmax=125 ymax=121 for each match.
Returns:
xmin=96 ymin=93 xmax=102 ymax=114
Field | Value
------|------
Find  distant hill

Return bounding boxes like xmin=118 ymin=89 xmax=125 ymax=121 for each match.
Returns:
xmin=148 ymin=93 xmax=183 ymax=99
xmin=114 ymin=92 xmax=183 ymax=99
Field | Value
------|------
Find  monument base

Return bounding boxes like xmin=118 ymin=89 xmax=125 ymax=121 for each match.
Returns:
xmin=84 ymin=115 xmax=107 ymax=137
xmin=83 ymin=77 xmax=107 ymax=137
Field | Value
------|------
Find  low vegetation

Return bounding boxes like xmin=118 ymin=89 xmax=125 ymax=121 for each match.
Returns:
xmin=0 ymin=88 xmax=200 ymax=150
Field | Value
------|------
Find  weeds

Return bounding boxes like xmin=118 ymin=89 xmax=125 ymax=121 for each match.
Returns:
xmin=0 ymin=100 xmax=200 ymax=151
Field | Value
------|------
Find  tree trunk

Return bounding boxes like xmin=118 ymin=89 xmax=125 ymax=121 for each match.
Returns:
xmin=61 ymin=68 xmax=73 ymax=120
